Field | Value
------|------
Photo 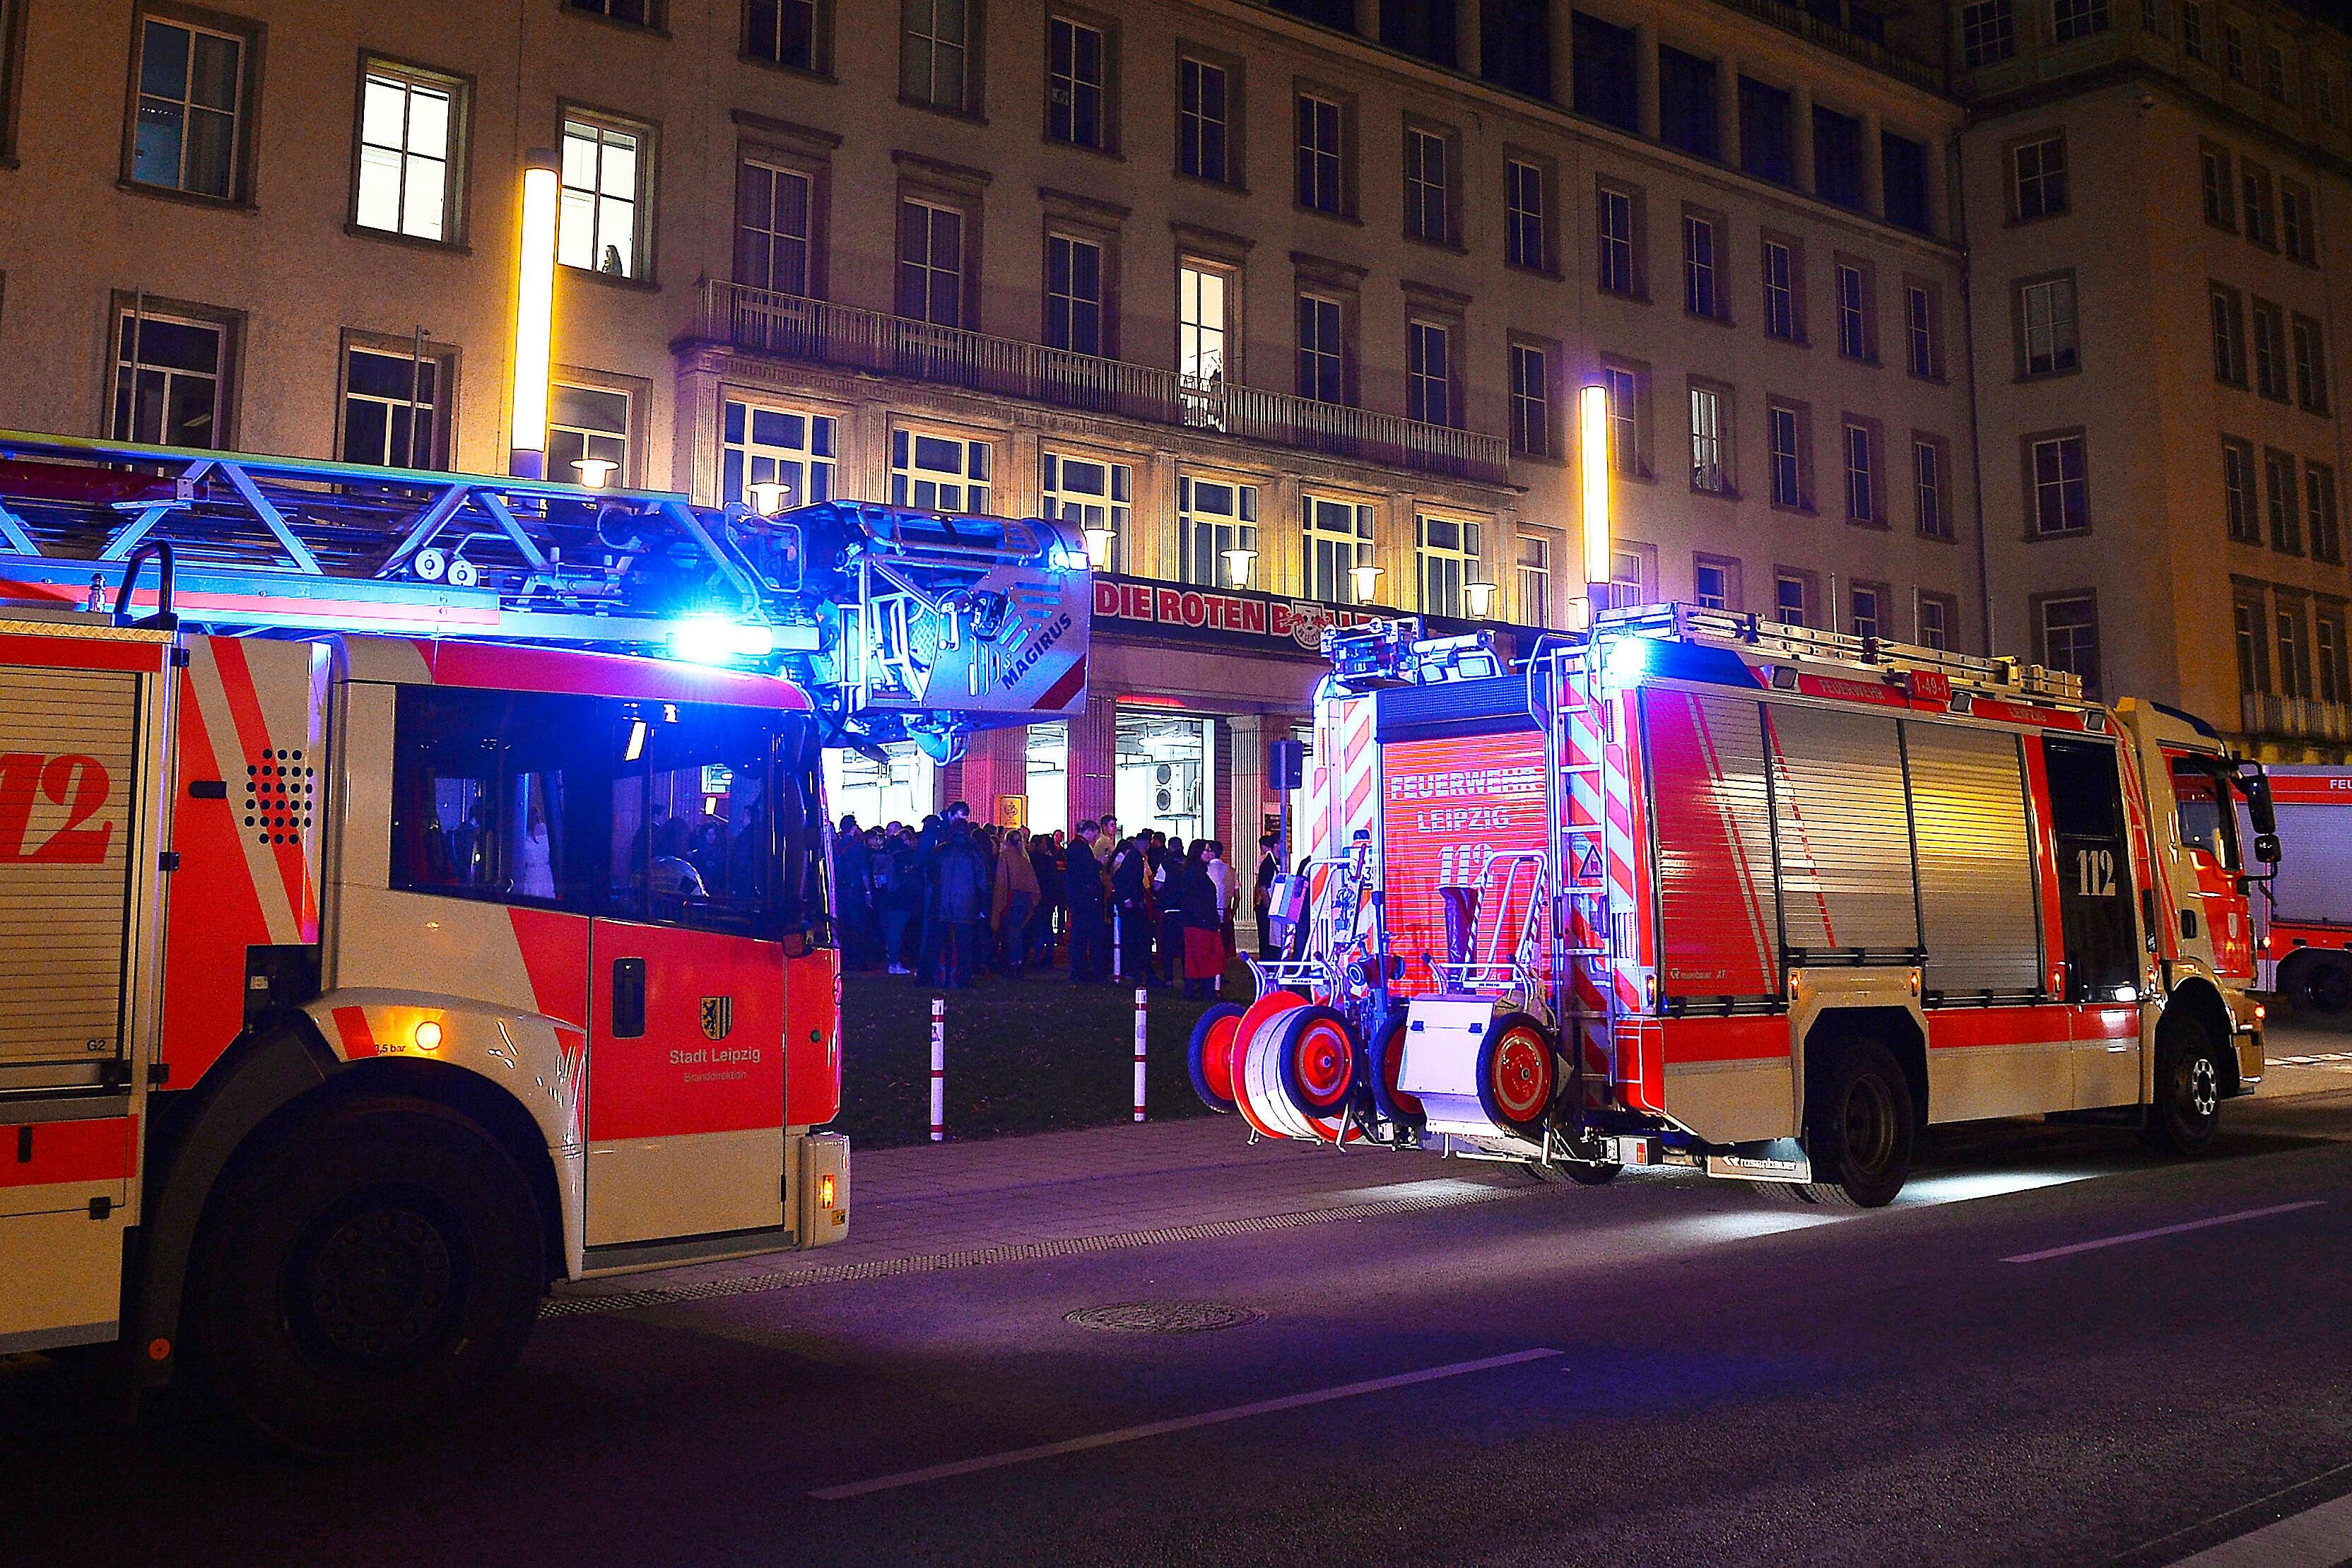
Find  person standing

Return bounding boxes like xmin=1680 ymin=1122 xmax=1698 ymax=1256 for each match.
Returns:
xmin=1176 ymin=841 xmax=1225 ymax=998
xmin=934 ymin=818 xmax=988 ymax=989
xmin=1029 ymin=829 xmax=1063 ymax=966
xmin=833 ymin=814 xmax=871 ymax=969
xmin=1254 ymin=832 xmax=1281 ymax=958
xmin=1156 ymin=837 xmax=1188 ymax=986
xmin=1064 ymin=820 xmax=1109 ymax=983
xmin=992 ymin=827 xmax=1040 ymax=977
xmin=1109 ymin=834 xmax=1150 ymax=984
xmin=1204 ymin=840 xmax=1237 ymax=976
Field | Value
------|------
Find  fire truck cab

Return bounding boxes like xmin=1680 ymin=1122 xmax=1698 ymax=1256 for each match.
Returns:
xmin=1202 ymin=604 xmax=2274 ymax=1208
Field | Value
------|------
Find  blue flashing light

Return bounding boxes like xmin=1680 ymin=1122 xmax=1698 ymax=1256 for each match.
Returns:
xmin=1604 ymin=634 xmax=1653 ymax=687
xmin=1047 ymin=543 xmax=1089 ymax=572
xmin=666 ymin=615 xmax=775 ymax=665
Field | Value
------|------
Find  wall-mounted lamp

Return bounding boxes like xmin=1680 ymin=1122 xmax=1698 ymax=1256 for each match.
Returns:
xmin=1084 ymin=527 xmax=1116 ymax=570
xmin=1464 ymin=580 xmax=1497 ymax=618
xmin=572 ymin=456 xmax=618 ymax=489
xmin=746 ymin=481 xmax=791 ymax=516
xmin=1223 ymin=546 xmax=1257 ymax=587
xmin=1350 ymin=562 xmax=1384 ymax=604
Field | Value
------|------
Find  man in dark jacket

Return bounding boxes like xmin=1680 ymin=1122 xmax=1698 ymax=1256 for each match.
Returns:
xmin=1028 ymin=830 xmax=1062 ymax=965
xmin=1108 ymin=835 xmax=1150 ymax=984
xmin=833 ymin=815 xmax=871 ymax=969
xmin=934 ymin=820 xmax=989 ymax=989
xmin=1064 ymin=820 xmax=1109 ymax=982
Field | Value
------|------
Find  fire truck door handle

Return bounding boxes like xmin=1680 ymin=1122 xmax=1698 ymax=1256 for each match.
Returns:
xmin=2180 ymin=909 xmax=2200 ymax=940
xmin=2141 ymin=889 xmax=2158 ymax=950
xmin=611 ymin=958 xmax=647 ymax=1039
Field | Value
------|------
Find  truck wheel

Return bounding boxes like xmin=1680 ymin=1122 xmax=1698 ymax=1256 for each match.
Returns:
xmin=188 ymin=1095 xmax=545 ymax=1455
xmin=1799 ymin=1041 xmax=1915 ymax=1209
xmin=2287 ymin=953 xmax=2352 ymax=1021
xmin=2144 ymin=1016 xmax=2225 ymax=1157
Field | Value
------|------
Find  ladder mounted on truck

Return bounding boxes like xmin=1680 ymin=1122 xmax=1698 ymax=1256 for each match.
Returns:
xmin=0 ymin=430 xmax=1090 ymax=753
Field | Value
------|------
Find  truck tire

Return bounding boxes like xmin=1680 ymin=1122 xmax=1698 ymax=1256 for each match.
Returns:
xmin=1798 ymin=1040 xmax=1915 ymax=1209
xmin=2144 ymin=1015 xmax=2225 ymax=1157
xmin=2284 ymin=951 xmax=2352 ymax=1024
xmin=187 ymin=1095 xmax=545 ymax=1455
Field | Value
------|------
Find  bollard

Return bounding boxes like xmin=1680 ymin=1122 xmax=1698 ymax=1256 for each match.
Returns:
xmin=929 ymin=996 xmax=945 ymax=1143
xmin=1132 ymin=986 xmax=1148 ymax=1123
xmin=1112 ymin=923 xmax=1124 ymax=985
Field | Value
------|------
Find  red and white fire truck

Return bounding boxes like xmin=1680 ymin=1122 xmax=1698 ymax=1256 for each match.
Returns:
xmin=1194 ymin=603 xmax=2276 ymax=1206
xmin=2240 ymin=765 xmax=2352 ymax=1019
xmin=0 ymin=430 xmax=1088 ymax=1450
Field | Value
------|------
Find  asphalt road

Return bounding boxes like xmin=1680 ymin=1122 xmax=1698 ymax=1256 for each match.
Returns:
xmin=10 ymin=1062 xmax=2352 ymax=1565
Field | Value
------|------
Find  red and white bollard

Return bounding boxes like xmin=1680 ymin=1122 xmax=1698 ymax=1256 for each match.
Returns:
xmin=1132 ymin=986 xmax=1148 ymax=1123
xmin=929 ymin=996 xmax=946 ymax=1143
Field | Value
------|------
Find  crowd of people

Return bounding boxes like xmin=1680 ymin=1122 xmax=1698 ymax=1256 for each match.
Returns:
xmin=830 ymin=804 xmax=1283 ymax=997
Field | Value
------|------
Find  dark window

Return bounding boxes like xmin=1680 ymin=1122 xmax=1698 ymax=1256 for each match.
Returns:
xmin=746 ymin=0 xmax=818 ymax=69
xmin=2308 ymin=463 xmax=2341 ymax=563
xmin=1407 ymin=320 xmax=1450 ymax=425
xmin=2040 ymin=607 xmax=2103 ymax=700
xmin=1481 ymin=0 xmax=1553 ymax=98
xmin=1683 ymin=216 xmax=1719 ymax=317
xmin=2266 ymin=448 xmax=2301 ymax=553
xmin=1763 ymin=240 xmax=1797 ymax=340
xmin=1813 ymin=107 xmax=1864 ymax=209
xmin=1296 ymin=93 xmax=1343 ymax=212
xmin=2013 ymin=134 xmax=2066 ymax=218
xmin=2253 ymin=301 xmax=2288 ymax=401
xmin=2200 ymin=146 xmax=2233 ymax=229
xmin=735 ymin=159 xmax=811 ymax=295
xmin=1572 ymin=11 xmax=1638 ymax=133
xmin=2052 ymin=0 xmax=2109 ymax=40
xmin=1883 ymin=132 xmax=1930 ymax=232
xmin=1297 ymin=295 xmax=1343 ymax=401
xmin=1597 ymin=184 xmax=1636 ymax=294
xmin=1960 ymin=0 xmax=2016 ymax=64
xmin=2209 ymin=285 xmax=2245 ymax=385
xmin=1045 ymin=234 xmax=1102 ymax=355
xmin=112 ymin=307 xmax=229 ymax=449
xmin=1048 ymin=17 xmax=1107 ymax=148
xmin=897 ymin=199 xmax=965 ymax=326
xmin=1739 ymin=76 xmax=1793 ymax=185
xmin=2019 ymin=276 xmax=2078 ymax=376
xmin=341 ymin=343 xmax=445 ymax=470
xmin=1405 ymin=127 xmax=1449 ymax=242
xmin=2294 ymin=315 xmax=2329 ymax=413
xmin=1510 ymin=343 xmax=1548 ymax=456
xmin=902 ymin=0 xmax=972 ymax=112
xmin=1179 ymin=58 xmax=1229 ymax=182
xmin=1914 ymin=437 xmax=1948 ymax=537
xmin=1505 ymin=158 xmax=1545 ymax=270
xmin=2222 ymin=437 xmax=2259 ymax=542
xmin=130 ymin=14 xmax=247 ymax=199
xmin=1769 ymin=404 xmax=1804 ymax=507
xmin=1906 ymin=285 xmax=1939 ymax=379
xmin=1658 ymin=47 xmax=1719 ymax=160
xmin=2030 ymin=433 xmax=2088 ymax=534
xmin=569 ymin=0 xmax=662 ymax=23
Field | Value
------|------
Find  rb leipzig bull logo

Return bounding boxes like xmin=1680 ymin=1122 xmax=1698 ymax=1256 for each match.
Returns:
xmin=699 ymin=995 xmax=734 ymax=1042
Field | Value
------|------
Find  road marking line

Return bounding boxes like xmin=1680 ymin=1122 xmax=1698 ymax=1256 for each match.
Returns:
xmin=2002 ymin=1201 xmax=2326 ymax=1264
xmin=809 ymin=1348 xmax=1563 ymax=1499
xmin=2163 ymin=1488 xmax=2352 ymax=1567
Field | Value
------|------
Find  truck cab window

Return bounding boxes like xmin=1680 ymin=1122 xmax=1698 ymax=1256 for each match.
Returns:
xmin=392 ymin=688 xmax=614 ymax=909
xmin=2169 ymin=758 xmax=2239 ymax=868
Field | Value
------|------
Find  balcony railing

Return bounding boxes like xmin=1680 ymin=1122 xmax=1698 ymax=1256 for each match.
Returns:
xmin=691 ymin=281 xmax=1512 ymax=488
xmin=1706 ymin=0 xmax=1940 ymax=90
xmin=2242 ymin=692 xmax=2352 ymax=744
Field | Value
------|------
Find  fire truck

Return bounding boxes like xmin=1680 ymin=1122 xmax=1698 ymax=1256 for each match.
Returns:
xmin=1194 ymin=603 xmax=2276 ymax=1207
xmin=0 ymin=430 xmax=1088 ymax=1451
xmin=2240 ymin=765 xmax=2352 ymax=1020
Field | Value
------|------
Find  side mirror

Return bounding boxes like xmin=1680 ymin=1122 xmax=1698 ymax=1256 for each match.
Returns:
xmin=2239 ymin=765 xmax=2278 ymax=837
xmin=2254 ymin=831 xmax=2281 ymax=866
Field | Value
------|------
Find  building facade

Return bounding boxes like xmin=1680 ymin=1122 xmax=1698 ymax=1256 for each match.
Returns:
xmin=4 ymin=0 xmax=1987 ymax=847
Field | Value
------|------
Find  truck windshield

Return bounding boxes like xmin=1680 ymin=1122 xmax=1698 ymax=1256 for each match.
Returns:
xmin=2168 ymin=755 xmax=2240 ymax=871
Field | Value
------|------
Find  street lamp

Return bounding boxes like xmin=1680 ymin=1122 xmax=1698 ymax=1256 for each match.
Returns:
xmin=1350 ymin=562 xmax=1383 ymax=604
xmin=1578 ymin=384 xmax=1612 ymax=591
xmin=1083 ymin=526 xmax=1116 ymax=570
xmin=1464 ymin=580 xmax=1497 ymax=618
xmin=1223 ymin=546 xmax=1257 ymax=586
xmin=508 ymin=148 xmax=561 ymax=480
xmin=746 ymin=481 xmax=791 ymax=516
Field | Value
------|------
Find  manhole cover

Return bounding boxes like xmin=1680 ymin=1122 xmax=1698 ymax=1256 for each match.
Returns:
xmin=1064 ymin=1302 xmax=1264 ymax=1334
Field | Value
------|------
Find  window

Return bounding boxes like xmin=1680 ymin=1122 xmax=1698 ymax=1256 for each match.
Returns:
xmin=1047 ymin=16 xmax=1107 ymax=149
xmin=1813 ymin=107 xmax=1864 ymax=210
xmin=1683 ymin=214 xmax=1720 ymax=319
xmin=2282 ymin=182 xmax=2316 ymax=264
xmin=891 ymin=428 xmax=991 ymax=512
xmin=1572 ymin=12 xmax=1640 ymax=131
xmin=1510 ymin=343 xmax=1550 ymax=457
xmin=559 ymin=115 xmax=649 ymax=279
xmin=1914 ymin=436 xmax=1950 ymax=538
xmin=1850 ymin=584 xmax=1881 ymax=639
xmin=1179 ymin=264 xmax=1230 ymax=394
xmin=2020 ymin=276 xmax=2079 ymax=376
xmin=1178 ymin=476 xmax=1256 ymax=586
xmin=568 ymin=0 xmax=662 ymax=23
xmin=1416 ymin=514 xmax=1481 ymax=618
xmin=1690 ymin=384 xmax=1727 ymax=494
xmin=1659 ymin=47 xmax=1719 ymax=159
xmin=2040 ymin=597 xmax=2100 ymax=695
xmin=2053 ymin=0 xmax=2108 ymax=40
xmin=2201 ymin=146 xmax=2234 ymax=229
xmin=1843 ymin=422 xmax=1876 ymax=523
xmin=1505 ymin=158 xmax=1547 ymax=271
xmin=1835 ymin=262 xmax=1871 ymax=361
xmin=2242 ymin=165 xmax=2275 ymax=247
xmin=2223 ymin=437 xmax=2259 ymax=541
xmin=2235 ymin=599 xmax=2269 ymax=693
xmin=1739 ymin=76 xmax=1794 ymax=184
xmin=548 ymin=380 xmax=633 ymax=487
xmin=2321 ymin=69 xmax=2339 ymax=127
xmin=1517 ymin=536 xmax=1553 ymax=627
xmin=1045 ymin=234 xmax=1103 ymax=355
xmin=2141 ymin=0 xmax=2164 ymax=35
xmin=1303 ymin=495 xmax=1372 ymax=602
xmin=355 ymin=64 xmax=460 ymax=243
xmin=2012 ymin=134 xmax=2066 ymax=218
xmin=1883 ymin=132 xmax=1931 ymax=233
xmin=736 ymin=158 xmax=812 ymax=295
xmin=0 ymin=0 xmax=20 ymax=162
xmin=1905 ymin=285 xmax=1940 ymax=379
xmin=1042 ymin=454 xmax=1130 ymax=573
xmin=1694 ymin=559 xmax=1734 ymax=611
xmin=1405 ymin=127 xmax=1450 ymax=243
xmin=2319 ymin=611 xmax=2348 ymax=705
xmin=896 ymin=199 xmax=965 ymax=326
xmin=2268 ymin=449 xmax=2302 ymax=552
xmin=2264 ymin=43 xmax=2288 ymax=101
xmin=111 ymin=302 xmax=230 ymax=448
xmin=2295 ymin=316 xmax=2329 ymax=413
xmin=1603 ymin=364 xmax=1642 ymax=477
xmin=1762 ymin=238 xmax=1799 ymax=341
xmin=2210 ymin=284 xmax=2246 ymax=384
xmin=340 ymin=339 xmax=448 ymax=470
xmin=2182 ymin=0 xmax=2204 ymax=57
xmin=129 ymin=13 xmax=247 ymax=199
xmin=1295 ymin=92 xmax=1343 ymax=213
xmin=2029 ymin=432 xmax=2088 ymax=534
xmin=1775 ymin=571 xmax=1809 ymax=627
xmin=1961 ymin=0 xmax=2016 ymax=64
xmin=1768 ymin=402 xmax=1806 ymax=509
xmin=746 ymin=0 xmax=821 ymax=71
xmin=1178 ymin=57 xmax=1230 ymax=183
xmin=902 ymin=0 xmax=973 ymax=113
xmin=2225 ymin=22 xmax=2245 ymax=81
xmin=2253 ymin=300 xmax=2288 ymax=400
xmin=2277 ymin=605 xmax=2311 ymax=698
xmin=1597 ymin=184 xmax=1637 ymax=295
xmin=1295 ymin=294 xmax=1343 ymax=402
xmin=1602 ymin=546 xmax=1647 ymax=613
xmin=1919 ymin=594 xmax=1952 ymax=650
xmin=2310 ymin=463 xmax=2341 ymax=564
xmin=1407 ymin=321 xmax=1452 ymax=426
xmin=723 ymin=400 xmax=837 ymax=513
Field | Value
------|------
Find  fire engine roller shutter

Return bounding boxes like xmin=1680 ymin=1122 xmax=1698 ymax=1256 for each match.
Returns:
xmin=2260 ymin=803 xmax=2352 ymax=929
xmin=1764 ymin=704 xmax=1921 ymax=961
xmin=1642 ymin=692 xmax=1780 ymax=997
xmin=1904 ymin=721 xmax=2042 ymax=998
xmin=0 ymin=665 xmax=141 ymax=1065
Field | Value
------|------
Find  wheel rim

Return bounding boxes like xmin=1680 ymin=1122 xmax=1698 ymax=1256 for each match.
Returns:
xmin=1839 ymin=1074 xmax=1898 ymax=1177
xmin=287 ymin=1188 xmax=463 ymax=1377
xmin=2187 ymin=1055 xmax=2221 ymax=1121
xmin=1290 ymin=1020 xmax=1353 ymax=1108
xmin=1202 ymin=1014 xmax=1240 ymax=1104
xmin=1490 ymin=1027 xmax=1553 ymax=1123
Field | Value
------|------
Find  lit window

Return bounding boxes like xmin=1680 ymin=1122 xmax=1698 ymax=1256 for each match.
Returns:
xmin=1043 ymin=454 xmax=1131 ymax=574
xmin=1303 ymin=495 xmax=1372 ymax=603
xmin=1178 ymin=476 xmax=1257 ymax=586
xmin=558 ymin=117 xmax=647 ymax=278
xmin=356 ymin=67 xmax=457 ymax=242
xmin=1416 ymin=514 xmax=1481 ymax=618
xmin=1690 ymin=384 xmax=1726 ymax=493
xmin=1517 ymin=536 xmax=1553 ymax=627
xmin=892 ymin=428 xmax=992 ymax=513
xmin=723 ymin=400 xmax=836 ymax=512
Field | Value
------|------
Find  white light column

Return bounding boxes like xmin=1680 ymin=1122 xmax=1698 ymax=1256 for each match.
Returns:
xmin=508 ymin=148 xmax=561 ymax=480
